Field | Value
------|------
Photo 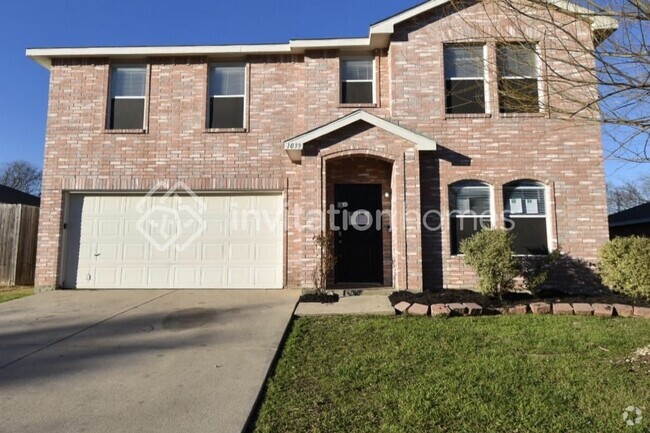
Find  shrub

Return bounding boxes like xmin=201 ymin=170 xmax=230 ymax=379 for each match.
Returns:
xmin=460 ymin=229 xmax=519 ymax=297
xmin=519 ymin=248 xmax=563 ymax=295
xmin=599 ymin=236 xmax=650 ymax=300
xmin=312 ymin=232 xmax=337 ymax=294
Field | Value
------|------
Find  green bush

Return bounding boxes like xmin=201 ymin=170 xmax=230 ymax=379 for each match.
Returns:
xmin=519 ymin=248 xmax=563 ymax=295
xmin=599 ymin=236 xmax=650 ymax=300
xmin=460 ymin=229 xmax=519 ymax=297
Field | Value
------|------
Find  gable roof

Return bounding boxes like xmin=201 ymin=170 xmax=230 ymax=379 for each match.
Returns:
xmin=609 ymin=202 xmax=650 ymax=227
xmin=283 ymin=110 xmax=437 ymax=162
xmin=0 ymin=185 xmax=41 ymax=207
xmin=26 ymin=0 xmax=617 ymax=68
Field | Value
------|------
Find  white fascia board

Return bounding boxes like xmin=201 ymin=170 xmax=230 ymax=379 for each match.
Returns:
xmin=284 ymin=110 xmax=437 ymax=150
xmin=544 ymin=0 xmax=618 ymax=30
xmin=26 ymin=44 xmax=293 ymax=67
xmin=289 ymin=38 xmax=370 ymax=50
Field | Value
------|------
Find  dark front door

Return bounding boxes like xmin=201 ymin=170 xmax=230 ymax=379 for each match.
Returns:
xmin=334 ymin=184 xmax=383 ymax=284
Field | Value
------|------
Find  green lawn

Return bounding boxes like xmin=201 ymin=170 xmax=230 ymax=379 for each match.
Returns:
xmin=253 ymin=316 xmax=650 ymax=433
xmin=0 ymin=287 xmax=33 ymax=303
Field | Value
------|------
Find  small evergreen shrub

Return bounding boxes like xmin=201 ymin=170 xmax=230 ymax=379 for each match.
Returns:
xmin=519 ymin=248 xmax=563 ymax=295
xmin=460 ymin=229 xmax=519 ymax=297
xmin=599 ymin=236 xmax=650 ymax=300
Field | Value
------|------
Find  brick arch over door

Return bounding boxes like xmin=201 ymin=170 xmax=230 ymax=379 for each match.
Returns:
xmin=299 ymin=124 xmax=425 ymax=291
xmin=325 ymin=155 xmax=394 ymax=287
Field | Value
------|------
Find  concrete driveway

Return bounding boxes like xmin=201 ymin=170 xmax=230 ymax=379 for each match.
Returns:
xmin=0 ymin=289 xmax=298 ymax=433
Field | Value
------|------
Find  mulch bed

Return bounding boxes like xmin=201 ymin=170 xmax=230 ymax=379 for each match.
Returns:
xmin=299 ymin=293 xmax=340 ymax=304
xmin=389 ymin=289 xmax=650 ymax=309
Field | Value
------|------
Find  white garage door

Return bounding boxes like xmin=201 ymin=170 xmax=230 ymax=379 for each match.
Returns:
xmin=63 ymin=193 xmax=284 ymax=289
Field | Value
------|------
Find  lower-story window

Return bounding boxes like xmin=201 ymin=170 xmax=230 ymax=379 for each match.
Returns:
xmin=449 ymin=180 xmax=492 ymax=254
xmin=503 ymin=180 xmax=549 ymax=254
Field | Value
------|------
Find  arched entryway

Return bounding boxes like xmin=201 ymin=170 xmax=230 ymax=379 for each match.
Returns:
xmin=325 ymin=155 xmax=394 ymax=287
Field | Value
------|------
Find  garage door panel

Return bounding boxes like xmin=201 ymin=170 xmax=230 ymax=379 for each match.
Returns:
xmin=98 ymin=196 xmax=125 ymax=215
xmin=122 ymin=243 xmax=148 ymax=261
xmin=254 ymin=267 xmax=281 ymax=287
xmin=255 ymin=244 xmax=282 ymax=261
xmin=176 ymin=243 xmax=201 ymax=262
xmin=202 ymin=243 xmax=226 ymax=261
xmin=120 ymin=267 xmax=147 ymax=287
xmin=95 ymin=243 xmax=121 ymax=261
xmin=93 ymin=267 xmax=120 ymax=288
xmin=64 ymin=193 xmax=283 ymax=289
xmin=97 ymin=219 xmax=122 ymax=237
xmin=199 ymin=268 xmax=226 ymax=286
xmin=146 ymin=267 xmax=173 ymax=287
xmin=228 ymin=243 xmax=252 ymax=261
xmin=173 ymin=268 xmax=199 ymax=288
xmin=227 ymin=268 xmax=253 ymax=288
xmin=148 ymin=246 xmax=174 ymax=262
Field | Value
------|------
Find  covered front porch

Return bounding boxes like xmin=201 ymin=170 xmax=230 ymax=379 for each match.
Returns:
xmin=284 ymin=110 xmax=437 ymax=292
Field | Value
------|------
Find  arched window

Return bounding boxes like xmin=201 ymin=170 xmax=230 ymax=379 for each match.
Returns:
xmin=503 ymin=180 xmax=549 ymax=254
xmin=449 ymin=181 xmax=492 ymax=255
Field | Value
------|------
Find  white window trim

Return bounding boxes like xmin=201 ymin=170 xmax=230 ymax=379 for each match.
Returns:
xmin=208 ymin=63 xmax=247 ymax=129
xmin=340 ymin=55 xmax=376 ymax=104
xmin=505 ymin=182 xmax=551 ymax=255
xmin=498 ymin=44 xmax=542 ymax=113
xmin=107 ymin=64 xmax=148 ymax=130
xmin=443 ymin=44 xmax=488 ymax=114
xmin=449 ymin=182 xmax=495 ymax=255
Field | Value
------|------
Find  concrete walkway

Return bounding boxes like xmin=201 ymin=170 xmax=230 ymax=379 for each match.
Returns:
xmin=294 ymin=295 xmax=395 ymax=316
xmin=0 ymin=289 xmax=298 ymax=433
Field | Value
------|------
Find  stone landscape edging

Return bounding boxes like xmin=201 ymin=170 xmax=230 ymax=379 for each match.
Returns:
xmin=396 ymin=301 xmax=650 ymax=319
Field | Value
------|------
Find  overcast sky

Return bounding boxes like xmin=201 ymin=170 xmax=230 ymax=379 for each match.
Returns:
xmin=0 ymin=0 xmax=646 ymax=184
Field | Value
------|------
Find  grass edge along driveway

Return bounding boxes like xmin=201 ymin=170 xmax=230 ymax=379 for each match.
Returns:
xmin=0 ymin=286 xmax=33 ymax=303
xmin=252 ymin=315 xmax=650 ymax=433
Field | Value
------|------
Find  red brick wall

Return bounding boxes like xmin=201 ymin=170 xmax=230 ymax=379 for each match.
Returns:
xmin=35 ymin=2 xmax=609 ymax=291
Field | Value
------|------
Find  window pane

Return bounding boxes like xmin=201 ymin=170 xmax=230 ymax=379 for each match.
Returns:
xmin=341 ymin=59 xmax=373 ymax=81
xmin=444 ymin=45 xmax=484 ymax=78
xmin=109 ymin=98 xmax=144 ymax=129
xmin=342 ymin=82 xmax=373 ymax=103
xmin=450 ymin=183 xmax=491 ymax=215
xmin=209 ymin=97 xmax=244 ymax=128
xmin=504 ymin=183 xmax=546 ymax=215
xmin=499 ymin=78 xmax=539 ymax=113
xmin=451 ymin=216 xmax=491 ymax=254
xmin=498 ymin=44 xmax=537 ymax=77
xmin=110 ymin=66 xmax=146 ymax=97
xmin=506 ymin=217 xmax=548 ymax=254
xmin=445 ymin=80 xmax=485 ymax=114
xmin=210 ymin=65 xmax=245 ymax=96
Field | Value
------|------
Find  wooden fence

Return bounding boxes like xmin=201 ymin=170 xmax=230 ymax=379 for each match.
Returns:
xmin=0 ymin=204 xmax=40 ymax=286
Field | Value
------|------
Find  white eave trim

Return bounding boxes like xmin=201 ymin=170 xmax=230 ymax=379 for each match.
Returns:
xmin=27 ymin=0 xmax=618 ymax=68
xmin=283 ymin=110 xmax=437 ymax=163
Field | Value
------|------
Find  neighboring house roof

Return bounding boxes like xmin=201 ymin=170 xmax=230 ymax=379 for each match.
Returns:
xmin=26 ymin=0 xmax=618 ymax=68
xmin=0 ymin=185 xmax=41 ymax=207
xmin=608 ymin=202 xmax=650 ymax=227
xmin=283 ymin=110 xmax=437 ymax=162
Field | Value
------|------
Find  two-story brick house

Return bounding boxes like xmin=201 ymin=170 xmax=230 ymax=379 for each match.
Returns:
xmin=27 ymin=0 xmax=616 ymax=291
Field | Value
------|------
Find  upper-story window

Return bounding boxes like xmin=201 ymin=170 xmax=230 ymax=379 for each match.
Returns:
xmin=497 ymin=43 xmax=540 ymax=113
xmin=449 ymin=180 xmax=492 ymax=254
xmin=208 ymin=64 xmax=246 ymax=129
xmin=504 ymin=180 xmax=548 ymax=254
xmin=107 ymin=65 xmax=146 ymax=130
xmin=340 ymin=57 xmax=374 ymax=104
xmin=444 ymin=45 xmax=486 ymax=114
